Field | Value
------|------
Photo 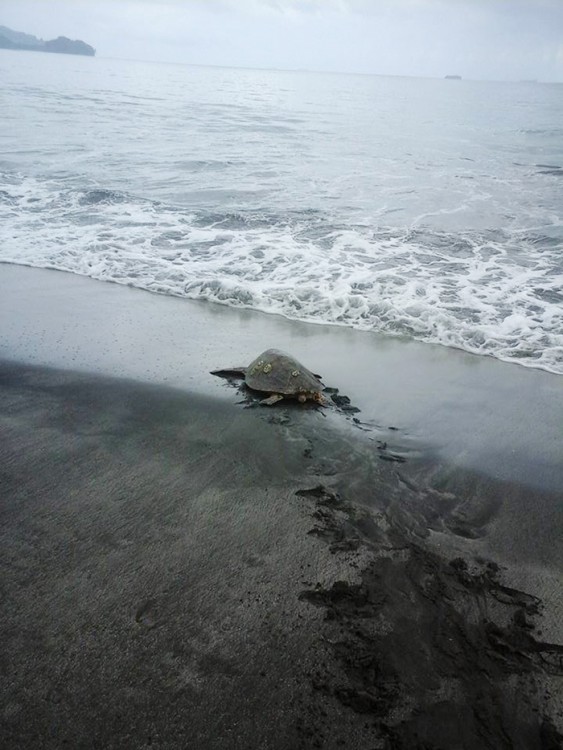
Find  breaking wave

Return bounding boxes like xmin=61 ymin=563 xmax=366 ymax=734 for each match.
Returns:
xmin=1 ymin=172 xmax=562 ymax=375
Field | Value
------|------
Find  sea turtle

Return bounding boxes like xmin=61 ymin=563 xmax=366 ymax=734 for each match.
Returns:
xmin=211 ymin=349 xmax=325 ymax=406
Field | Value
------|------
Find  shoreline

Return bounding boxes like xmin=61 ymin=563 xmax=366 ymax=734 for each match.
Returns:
xmin=1 ymin=263 xmax=562 ymax=490
xmin=1 ymin=264 xmax=562 ymax=746
xmin=1 ymin=359 xmax=562 ymax=748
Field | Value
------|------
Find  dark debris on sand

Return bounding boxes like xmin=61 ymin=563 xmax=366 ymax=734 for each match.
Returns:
xmin=295 ymin=485 xmax=563 ymax=750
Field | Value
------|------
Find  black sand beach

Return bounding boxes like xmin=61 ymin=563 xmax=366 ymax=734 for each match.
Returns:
xmin=1 ymin=266 xmax=562 ymax=749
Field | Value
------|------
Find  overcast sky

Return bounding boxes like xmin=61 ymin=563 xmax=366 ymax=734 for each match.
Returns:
xmin=2 ymin=0 xmax=563 ymax=81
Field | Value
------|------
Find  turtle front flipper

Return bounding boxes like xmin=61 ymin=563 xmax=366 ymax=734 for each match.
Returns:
xmin=260 ymin=393 xmax=284 ymax=406
xmin=210 ymin=367 xmax=247 ymax=379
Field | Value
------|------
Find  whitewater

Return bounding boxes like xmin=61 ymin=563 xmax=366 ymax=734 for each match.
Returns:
xmin=1 ymin=51 xmax=562 ymax=373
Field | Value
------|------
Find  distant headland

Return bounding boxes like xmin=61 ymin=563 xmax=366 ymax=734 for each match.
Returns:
xmin=0 ymin=25 xmax=95 ymax=56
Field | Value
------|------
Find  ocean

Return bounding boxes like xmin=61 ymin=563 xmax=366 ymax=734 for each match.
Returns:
xmin=1 ymin=50 xmax=562 ymax=374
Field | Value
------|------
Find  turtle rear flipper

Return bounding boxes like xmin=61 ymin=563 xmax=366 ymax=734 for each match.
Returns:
xmin=260 ymin=393 xmax=284 ymax=406
xmin=210 ymin=367 xmax=247 ymax=379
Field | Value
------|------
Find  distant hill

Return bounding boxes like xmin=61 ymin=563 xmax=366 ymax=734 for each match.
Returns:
xmin=0 ymin=25 xmax=95 ymax=56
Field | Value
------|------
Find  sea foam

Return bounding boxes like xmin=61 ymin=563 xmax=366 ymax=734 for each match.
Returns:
xmin=1 ymin=173 xmax=562 ymax=375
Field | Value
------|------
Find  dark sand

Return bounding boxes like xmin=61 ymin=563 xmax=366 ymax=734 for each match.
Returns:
xmin=1 ymin=266 xmax=563 ymax=748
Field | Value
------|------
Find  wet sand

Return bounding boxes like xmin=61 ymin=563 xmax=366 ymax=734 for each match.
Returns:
xmin=1 ymin=265 xmax=563 ymax=748
xmin=2 ymin=264 xmax=562 ymax=491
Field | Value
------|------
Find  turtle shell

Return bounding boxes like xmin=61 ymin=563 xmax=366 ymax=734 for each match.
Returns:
xmin=244 ymin=349 xmax=323 ymax=396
